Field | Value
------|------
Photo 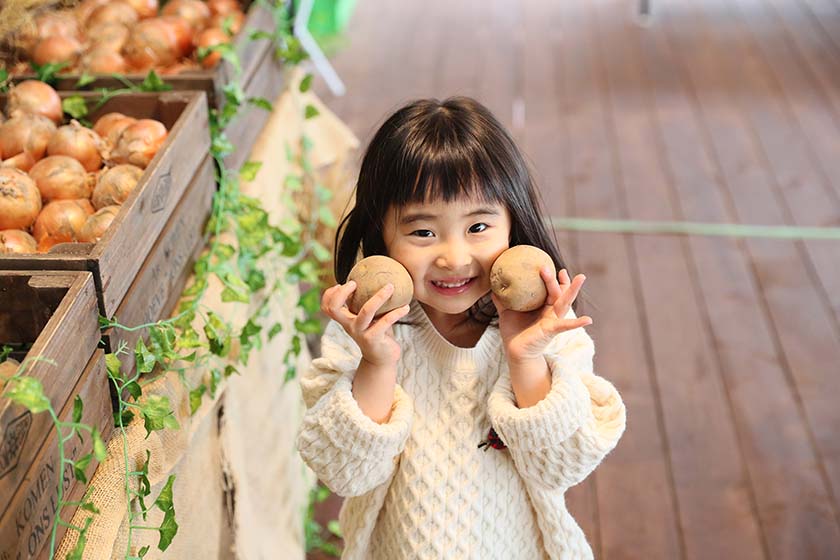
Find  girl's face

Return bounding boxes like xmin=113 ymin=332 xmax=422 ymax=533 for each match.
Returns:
xmin=382 ymin=196 xmax=511 ymax=321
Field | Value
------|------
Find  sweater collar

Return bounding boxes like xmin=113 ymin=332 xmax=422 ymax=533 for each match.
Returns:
xmin=403 ymin=301 xmax=500 ymax=367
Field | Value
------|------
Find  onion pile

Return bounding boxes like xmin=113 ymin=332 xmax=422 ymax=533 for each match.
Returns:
xmin=0 ymin=81 xmax=169 ymax=254
xmin=9 ymin=0 xmax=246 ymax=76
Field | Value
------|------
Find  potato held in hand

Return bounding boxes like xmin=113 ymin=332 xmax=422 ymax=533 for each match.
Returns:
xmin=490 ymin=245 xmax=554 ymax=312
xmin=347 ymin=255 xmax=414 ymax=316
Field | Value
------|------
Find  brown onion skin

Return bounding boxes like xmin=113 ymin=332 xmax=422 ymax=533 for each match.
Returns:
xmin=0 ymin=113 xmax=57 ymax=160
xmin=0 ymin=152 xmax=37 ymax=172
xmin=195 ymin=28 xmax=230 ymax=69
xmin=47 ymin=121 xmax=104 ymax=172
xmin=111 ymin=120 xmax=167 ymax=168
xmin=76 ymin=0 xmax=110 ymax=26
xmin=33 ymin=199 xmax=94 ymax=250
xmin=29 ymin=156 xmax=94 ymax=202
xmin=0 ymin=168 xmax=42 ymax=231
xmin=161 ymin=0 xmax=211 ymax=31
xmin=92 ymin=164 xmax=144 ymax=208
xmin=7 ymin=81 xmax=63 ymax=124
xmin=86 ymin=22 xmax=131 ymax=52
xmin=93 ymin=113 xmax=135 ymax=143
xmin=159 ymin=16 xmax=194 ymax=57
xmin=207 ymin=0 xmax=241 ymax=17
xmin=79 ymin=48 xmax=128 ymax=74
xmin=123 ymin=0 xmax=160 ymax=19
xmin=124 ymin=18 xmax=180 ymax=70
xmin=86 ymin=1 xmax=140 ymax=29
xmin=0 ymin=229 xmax=38 ymax=254
xmin=79 ymin=205 xmax=120 ymax=242
xmin=32 ymin=36 xmax=83 ymax=68
xmin=35 ymin=11 xmax=81 ymax=41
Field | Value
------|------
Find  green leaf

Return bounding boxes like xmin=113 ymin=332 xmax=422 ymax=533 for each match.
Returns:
xmin=310 ymin=239 xmax=331 ymax=262
xmin=268 ymin=323 xmax=283 ymax=340
xmin=66 ymin=524 xmax=88 ymax=560
xmin=74 ymin=453 xmax=92 ymax=483
xmin=124 ymin=381 xmax=142 ymax=400
xmin=245 ymin=268 xmax=266 ymax=292
xmin=105 ymin=353 xmax=123 ymax=381
xmin=209 ymin=368 xmax=222 ymax=398
xmin=76 ymin=72 xmax=96 ymax=87
xmin=301 ymin=134 xmax=314 ymax=153
xmin=157 ymin=506 xmax=179 ymax=550
xmin=73 ymin=395 xmax=83 ymax=424
xmin=299 ymin=287 xmax=322 ymax=316
xmin=318 ymin=206 xmax=337 ymax=228
xmin=155 ymin=474 xmax=175 ymax=510
xmin=221 ymin=272 xmax=250 ymax=303
xmin=204 ymin=312 xmax=231 ymax=357
xmin=239 ymin=161 xmax=263 ymax=182
xmin=93 ymin=428 xmax=107 ymax=461
xmin=299 ymin=73 xmax=313 ymax=93
xmin=62 ymin=95 xmax=89 ymax=119
xmin=5 ymin=377 xmax=50 ymax=413
xmin=140 ymin=70 xmax=171 ymax=92
xmin=247 ymin=96 xmax=273 ymax=111
xmin=248 ymin=30 xmax=273 ymax=41
xmin=189 ymin=384 xmax=206 ymax=415
xmin=223 ymin=365 xmax=239 ymax=378
xmin=138 ymin=545 xmax=150 ymax=557
xmin=141 ymin=395 xmax=180 ymax=436
xmin=327 ymin=519 xmax=342 ymax=538
xmin=81 ymin=501 xmax=100 ymax=514
xmin=31 ymin=61 xmax=69 ymax=84
xmin=284 ymin=174 xmax=302 ymax=190
xmin=294 ymin=317 xmax=322 ymax=335
xmin=0 ymin=68 xmax=8 ymax=92
xmin=135 ymin=338 xmax=157 ymax=374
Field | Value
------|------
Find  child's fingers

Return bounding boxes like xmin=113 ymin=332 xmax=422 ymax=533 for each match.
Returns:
xmin=542 ymin=267 xmax=563 ymax=306
xmin=553 ymin=274 xmax=586 ymax=316
xmin=366 ymin=304 xmax=411 ymax=339
xmin=543 ymin=314 xmax=593 ymax=337
xmin=354 ymin=283 xmax=395 ymax=331
xmin=321 ymin=282 xmax=357 ymax=325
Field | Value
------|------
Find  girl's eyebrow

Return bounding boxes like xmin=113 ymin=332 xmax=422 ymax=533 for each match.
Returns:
xmin=399 ymin=207 xmax=500 ymax=225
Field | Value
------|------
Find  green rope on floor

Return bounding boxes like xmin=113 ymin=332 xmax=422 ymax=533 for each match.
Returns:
xmin=550 ymin=217 xmax=840 ymax=240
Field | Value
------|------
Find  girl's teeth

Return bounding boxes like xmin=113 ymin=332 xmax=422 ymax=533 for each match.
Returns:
xmin=434 ymin=279 xmax=470 ymax=288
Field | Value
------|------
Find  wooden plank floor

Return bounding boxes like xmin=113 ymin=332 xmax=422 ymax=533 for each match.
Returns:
xmin=309 ymin=1 xmax=840 ymax=558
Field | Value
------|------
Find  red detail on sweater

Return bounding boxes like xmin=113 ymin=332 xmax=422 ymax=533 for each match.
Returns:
xmin=477 ymin=427 xmax=507 ymax=451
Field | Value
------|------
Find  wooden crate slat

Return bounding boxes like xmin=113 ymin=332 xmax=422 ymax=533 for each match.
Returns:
xmin=0 ymin=272 xmax=100 ymax=518
xmin=0 ymin=349 xmax=112 ymax=560
xmin=103 ymin=155 xmax=216 ymax=375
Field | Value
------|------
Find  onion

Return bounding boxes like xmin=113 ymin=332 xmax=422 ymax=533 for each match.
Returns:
xmin=86 ymin=22 xmax=130 ymax=52
xmin=110 ymin=120 xmax=167 ymax=168
xmin=47 ymin=121 xmax=104 ymax=172
xmin=160 ymin=16 xmax=194 ymax=57
xmin=0 ymin=230 xmax=38 ymax=254
xmin=33 ymin=199 xmax=94 ymax=251
xmin=207 ymin=0 xmax=241 ymax=17
xmin=32 ymin=36 xmax=83 ymax=68
xmin=79 ymin=205 xmax=120 ymax=242
xmin=6 ymin=81 xmax=62 ymax=124
xmin=162 ymin=0 xmax=210 ymax=31
xmin=0 ymin=152 xmax=37 ymax=172
xmin=159 ymin=60 xmax=201 ymax=75
xmin=79 ymin=48 xmax=128 ymax=74
xmin=0 ymin=169 xmax=42 ymax=231
xmin=76 ymin=0 xmax=110 ymax=26
xmin=123 ymin=18 xmax=180 ymax=70
xmin=35 ymin=11 xmax=81 ymax=41
xmin=0 ymin=113 xmax=57 ymax=161
xmin=209 ymin=11 xmax=244 ymax=35
xmin=87 ymin=1 xmax=139 ymax=29
xmin=93 ymin=113 xmax=136 ymax=146
xmin=92 ymin=164 xmax=144 ymax=208
xmin=123 ymin=0 xmax=159 ymax=19
xmin=195 ymin=28 xmax=230 ymax=69
xmin=29 ymin=156 xmax=94 ymax=202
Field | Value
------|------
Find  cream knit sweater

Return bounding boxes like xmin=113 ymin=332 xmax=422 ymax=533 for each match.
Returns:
xmin=296 ymin=303 xmax=626 ymax=559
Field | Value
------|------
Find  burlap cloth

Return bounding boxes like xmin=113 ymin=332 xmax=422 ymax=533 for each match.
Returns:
xmin=54 ymin=68 xmax=358 ymax=560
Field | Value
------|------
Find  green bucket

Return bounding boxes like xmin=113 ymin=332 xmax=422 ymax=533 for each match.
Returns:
xmin=295 ymin=0 xmax=357 ymax=38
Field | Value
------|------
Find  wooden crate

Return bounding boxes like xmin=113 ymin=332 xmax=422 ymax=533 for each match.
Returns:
xmin=102 ymin=154 xmax=216 ymax=375
xmin=0 ymin=272 xmax=100 ymax=520
xmin=0 ymin=91 xmax=210 ymax=318
xmin=0 ymin=349 xmax=112 ymax=560
xmin=7 ymin=0 xmax=277 ymax=111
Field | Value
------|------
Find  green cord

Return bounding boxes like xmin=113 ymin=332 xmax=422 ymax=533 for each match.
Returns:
xmin=550 ymin=217 xmax=840 ymax=240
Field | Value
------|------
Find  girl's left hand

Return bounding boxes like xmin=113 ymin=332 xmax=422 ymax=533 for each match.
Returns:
xmin=492 ymin=268 xmax=593 ymax=363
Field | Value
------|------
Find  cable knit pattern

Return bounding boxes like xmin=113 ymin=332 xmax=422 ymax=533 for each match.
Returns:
xmin=296 ymin=303 xmax=626 ymax=559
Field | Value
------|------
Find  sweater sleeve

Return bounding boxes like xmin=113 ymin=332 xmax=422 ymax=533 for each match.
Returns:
xmin=296 ymin=320 xmax=414 ymax=497
xmin=487 ymin=311 xmax=626 ymax=491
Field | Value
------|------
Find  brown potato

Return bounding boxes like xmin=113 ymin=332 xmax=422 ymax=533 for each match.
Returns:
xmin=347 ymin=255 xmax=414 ymax=316
xmin=490 ymin=245 xmax=554 ymax=311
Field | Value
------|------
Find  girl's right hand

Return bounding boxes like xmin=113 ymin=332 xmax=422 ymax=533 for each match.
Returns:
xmin=321 ymin=281 xmax=411 ymax=367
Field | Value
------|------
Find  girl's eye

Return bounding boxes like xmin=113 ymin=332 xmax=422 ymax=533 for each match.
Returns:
xmin=469 ymin=223 xmax=489 ymax=233
xmin=410 ymin=229 xmax=434 ymax=238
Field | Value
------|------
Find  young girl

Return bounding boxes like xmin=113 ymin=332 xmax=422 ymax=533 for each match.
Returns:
xmin=296 ymin=97 xmax=626 ymax=559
